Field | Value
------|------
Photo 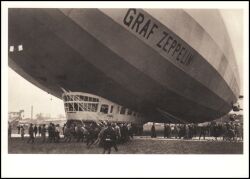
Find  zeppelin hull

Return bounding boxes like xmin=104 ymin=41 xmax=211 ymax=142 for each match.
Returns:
xmin=8 ymin=9 xmax=240 ymax=123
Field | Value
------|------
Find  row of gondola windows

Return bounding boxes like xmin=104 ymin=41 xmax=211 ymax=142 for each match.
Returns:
xmin=65 ymin=102 xmax=141 ymax=117
xmin=119 ymin=107 xmax=134 ymax=116
xmin=63 ymin=95 xmax=99 ymax=102
xmin=111 ymin=106 xmax=140 ymax=117
xmin=65 ymin=103 xmax=98 ymax=112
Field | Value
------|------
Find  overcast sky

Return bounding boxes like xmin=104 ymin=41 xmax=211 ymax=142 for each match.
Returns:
xmin=8 ymin=68 xmax=65 ymax=118
xmin=8 ymin=9 xmax=245 ymax=118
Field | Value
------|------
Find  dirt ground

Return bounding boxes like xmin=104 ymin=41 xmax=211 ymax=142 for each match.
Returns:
xmin=8 ymin=136 xmax=243 ymax=154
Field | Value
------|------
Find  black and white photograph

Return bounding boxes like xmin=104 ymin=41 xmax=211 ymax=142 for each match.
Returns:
xmin=2 ymin=1 xmax=249 ymax=178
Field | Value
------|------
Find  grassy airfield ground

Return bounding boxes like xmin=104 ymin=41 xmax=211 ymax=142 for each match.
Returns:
xmin=8 ymin=136 xmax=243 ymax=154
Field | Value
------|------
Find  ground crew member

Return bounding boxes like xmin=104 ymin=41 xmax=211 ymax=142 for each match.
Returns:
xmin=55 ymin=124 xmax=60 ymax=142
xmin=151 ymin=123 xmax=156 ymax=138
xmin=38 ymin=125 xmax=42 ymax=137
xmin=102 ymin=123 xmax=118 ymax=154
xmin=173 ymin=124 xmax=179 ymax=139
xmin=34 ymin=124 xmax=38 ymax=138
xmin=93 ymin=124 xmax=107 ymax=147
xmin=239 ymin=123 xmax=243 ymax=140
xmin=51 ymin=123 xmax=56 ymax=142
xmin=20 ymin=126 xmax=25 ymax=140
xmin=41 ymin=124 xmax=46 ymax=142
xmin=166 ymin=124 xmax=171 ymax=138
xmin=76 ymin=124 xmax=83 ymax=142
xmin=8 ymin=123 xmax=12 ymax=139
xmin=17 ymin=125 xmax=21 ymax=134
xmin=64 ymin=124 xmax=72 ymax=142
xmin=114 ymin=123 xmax=121 ymax=143
xmin=199 ymin=125 xmax=206 ymax=140
xmin=27 ymin=123 xmax=34 ymax=143
xmin=164 ymin=123 xmax=167 ymax=138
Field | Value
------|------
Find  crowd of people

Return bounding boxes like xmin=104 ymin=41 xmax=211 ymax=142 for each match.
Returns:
xmin=8 ymin=120 xmax=243 ymax=153
xmin=151 ymin=122 xmax=243 ymax=141
xmin=10 ymin=121 xmax=139 ymax=154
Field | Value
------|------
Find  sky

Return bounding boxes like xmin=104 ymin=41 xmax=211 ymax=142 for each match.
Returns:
xmin=8 ymin=68 xmax=65 ymax=118
xmin=7 ymin=9 xmax=245 ymax=119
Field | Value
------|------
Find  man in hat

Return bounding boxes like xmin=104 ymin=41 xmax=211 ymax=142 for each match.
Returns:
xmin=234 ymin=123 xmax=240 ymax=141
xmin=38 ymin=125 xmax=42 ymax=137
xmin=173 ymin=124 xmax=179 ymax=139
xmin=20 ymin=125 xmax=25 ymax=140
xmin=41 ymin=124 xmax=46 ymax=143
xmin=113 ymin=123 xmax=121 ymax=143
xmin=102 ymin=122 xmax=117 ymax=154
xmin=47 ymin=123 xmax=53 ymax=143
xmin=17 ymin=125 xmax=20 ymax=134
xmin=27 ymin=123 xmax=34 ymax=143
xmin=93 ymin=123 xmax=107 ymax=147
xmin=198 ymin=124 xmax=206 ymax=140
xmin=111 ymin=123 xmax=119 ymax=151
xmin=151 ymin=123 xmax=156 ymax=138
xmin=55 ymin=124 xmax=60 ymax=142
xmin=34 ymin=124 xmax=38 ymax=138
xmin=166 ymin=124 xmax=172 ymax=138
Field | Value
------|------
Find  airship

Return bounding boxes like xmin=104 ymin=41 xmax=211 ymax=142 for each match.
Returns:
xmin=8 ymin=8 xmax=240 ymax=125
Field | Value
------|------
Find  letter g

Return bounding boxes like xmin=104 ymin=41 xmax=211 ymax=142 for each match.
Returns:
xmin=123 ymin=9 xmax=136 ymax=27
